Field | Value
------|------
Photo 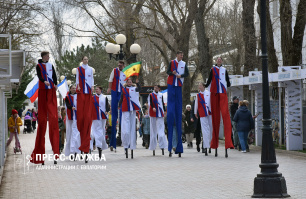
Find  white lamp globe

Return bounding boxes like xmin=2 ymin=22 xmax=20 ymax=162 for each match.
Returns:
xmin=115 ymin=34 xmax=126 ymax=45
xmin=114 ymin=44 xmax=120 ymax=55
xmin=60 ymin=75 xmax=65 ymax=81
xmin=105 ymin=43 xmax=116 ymax=54
xmin=130 ymin=43 xmax=141 ymax=54
xmin=92 ymin=68 xmax=95 ymax=74
xmin=80 ymin=62 xmax=83 ymax=66
xmin=67 ymin=80 xmax=71 ymax=86
xmin=72 ymin=68 xmax=77 ymax=75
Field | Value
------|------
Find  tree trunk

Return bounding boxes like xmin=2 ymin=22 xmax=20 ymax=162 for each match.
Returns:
xmin=195 ymin=0 xmax=212 ymax=85
xmin=180 ymin=0 xmax=197 ymax=108
xmin=291 ymin=0 xmax=306 ymax=65
xmin=279 ymin=0 xmax=293 ymax=66
xmin=242 ymin=0 xmax=256 ymax=76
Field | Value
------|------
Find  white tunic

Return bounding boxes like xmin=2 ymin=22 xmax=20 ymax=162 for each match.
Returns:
xmin=108 ymin=68 xmax=127 ymax=92
xmin=173 ymin=59 xmax=186 ymax=86
xmin=93 ymin=94 xmax=107 ymax=120
xmin=76 ymin=64 xmax=94 ymax=94
xmin=128 ymin=87 xmax=141 ymax=111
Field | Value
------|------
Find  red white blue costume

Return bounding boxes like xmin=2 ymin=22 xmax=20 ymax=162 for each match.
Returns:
xmin=205 ymin=65 xmax=234 ymax=149
xmin=108 ymin=68 xmax=126 ymax=149
xmin=119 ymin=84 xmax=141 ymax=150
xmin=194 ymin=90 xmax=213 ymax=149
xmin=76 ymin=64 xmax=94 ymax=153
xmin=148 ymin=91 xmax=168 ymax=151
xmin=64 ymin=92 xmax=81 ymax=156
xmin=30 ymin=59 xmax=59 ymax=164
xmin=166 ymin=58 xmax=189 ymax=154
xmin=90 ymin=93 xmax=109 ymax=151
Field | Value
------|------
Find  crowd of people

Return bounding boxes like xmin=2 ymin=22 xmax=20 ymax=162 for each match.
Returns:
xmin=6 ymin=50 xmax=256 ymax=164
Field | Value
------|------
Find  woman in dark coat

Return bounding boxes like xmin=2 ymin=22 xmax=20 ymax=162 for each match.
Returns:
xmin=233 ymin=100 xmax=254 ymax=153
xmin=184 ymin=105 xmax=195 ymax=148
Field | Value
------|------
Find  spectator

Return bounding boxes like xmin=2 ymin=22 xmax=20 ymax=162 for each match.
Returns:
xmin=233 ymin=100 xmax=254 ymax=153
xmin=32 ymin=108 xmax=38 ymax=130
xmin=184 ymin=105 xmax=195 ymax=148
xmin=230 ymin=96 xmax=239 ymax=149
xmin=58 ymin=107 xmax=66 ymax=152
xmin=142 ymin=110 xmax=150 ymax=149
xmin=25 ymin=109 xmax=32 ymax=117
xmin=7 ymin=109 xmax=22 ymax=150
xmin=106 ymin=109 xmax=112 ymax=145
xmin=18 ymin=108 xmax=23 ymax=118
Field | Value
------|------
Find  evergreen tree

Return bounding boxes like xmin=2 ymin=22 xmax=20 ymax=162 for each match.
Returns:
xmin=55 ymin=38 xmax=116 ymax=91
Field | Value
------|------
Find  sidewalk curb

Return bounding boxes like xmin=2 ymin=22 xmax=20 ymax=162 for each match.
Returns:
xmin=219 ymin=139 xmax=306 ymax=158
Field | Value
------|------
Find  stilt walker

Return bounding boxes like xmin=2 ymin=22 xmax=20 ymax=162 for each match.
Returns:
xmin=205 ymin=57 xmax=234 ymax=158
xmin=76 ymin=56 xmax=94 ymax=163
xmin=30 ymin=51 xmax=59 ymax=164
xmin=119 ymin=78 xmax=141 ymax=159
xmin=166 ymin=51 xmax=189 ymax=157
xmin=148 ymin=85 xmax=168 ymax=156
xmin=64 ymin=85 xmax=81 ymax=159
xmin=107 ymin=61 xmax=126 ymax=151
xmin=194 ymin=83 xmax=213 ymax=156
xmin=91 ymin=86 xmax=110 ymax=159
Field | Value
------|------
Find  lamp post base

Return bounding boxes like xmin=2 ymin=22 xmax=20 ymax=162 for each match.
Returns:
xmin=252 ymin=174 xmax=290 ymax=198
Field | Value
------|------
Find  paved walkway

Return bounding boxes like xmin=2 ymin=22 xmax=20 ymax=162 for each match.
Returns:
xmin=0 ymin=126 xmax=306 ymax=199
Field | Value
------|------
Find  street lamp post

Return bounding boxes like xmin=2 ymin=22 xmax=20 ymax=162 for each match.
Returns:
xmin=105 ymin=34 xmax=141 ymax=61
xmin=252 ymin=0 xmax=289 ymax=198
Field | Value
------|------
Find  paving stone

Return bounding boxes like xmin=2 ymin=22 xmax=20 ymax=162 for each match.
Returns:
xmin=0 ymin=125 xmax=305 ymax=199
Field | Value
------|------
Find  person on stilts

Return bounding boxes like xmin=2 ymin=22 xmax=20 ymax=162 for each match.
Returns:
xmin=166 ymin=51 xmax=189 ymax=157
xmin=64 ymin=85 xmax=81 ymax=160
xmin=194 ymin=82 xmax=213 ymax=156
xmin=107 ymin=61 xmax=126 ymax=152
xmin=205 ymin=57 xmax=234 ymax=158
xmin=148 ymin=85 xmax=168 ymax=156
xmin=118 ymin=78 xmax=141 ymax=159
xmin=76 ymin=56 xmax=94 ymax=163
xmin=30 ymin=51 xmax=59 ymax=165
xmin=91 ymin=86 xmax=110 ymax=159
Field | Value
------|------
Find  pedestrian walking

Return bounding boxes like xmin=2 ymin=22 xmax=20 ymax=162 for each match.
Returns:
xmin=7 ymin=109 xmax=22 ymax=151
xmin=184 ymin=105 xmax=195 ymax=149
xmin=230 ymin=96 xmax=239 ymax=149
xmin=233 ymin=100 xmax=254 ymax=153
xmin=31 ymin=108 xmax=37 ymax=130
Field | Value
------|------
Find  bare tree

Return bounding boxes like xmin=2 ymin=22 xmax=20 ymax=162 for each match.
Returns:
xmin=280 ymin=0 xmax=306 ymax=66
xmin=242 ymin=0 xmax=257 ymax=76
xmin=193 ymin=0 xmax=216 ymax=87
